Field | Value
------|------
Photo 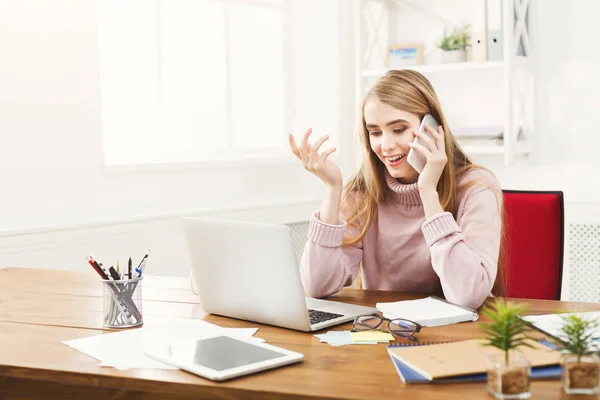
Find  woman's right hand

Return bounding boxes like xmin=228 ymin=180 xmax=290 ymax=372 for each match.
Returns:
xmin=289 ymin=128 xmax=343 ymax=189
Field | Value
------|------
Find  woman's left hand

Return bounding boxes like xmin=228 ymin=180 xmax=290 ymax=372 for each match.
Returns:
xmin=408 ymin=124 xmax=448 ymax=194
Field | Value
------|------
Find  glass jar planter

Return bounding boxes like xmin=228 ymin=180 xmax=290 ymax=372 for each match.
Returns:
xmin=562 ymin=353 xmax=600 ymax=395
xmin=486 ymin=352 xmax=531 ymax=399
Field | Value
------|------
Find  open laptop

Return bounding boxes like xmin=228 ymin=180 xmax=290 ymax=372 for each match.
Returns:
xmin=182 ymin=217 xmax=378 ymax=332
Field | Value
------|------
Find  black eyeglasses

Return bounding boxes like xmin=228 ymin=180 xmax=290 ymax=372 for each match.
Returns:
xmin=352 ymin=315 xmax=422 ymax=342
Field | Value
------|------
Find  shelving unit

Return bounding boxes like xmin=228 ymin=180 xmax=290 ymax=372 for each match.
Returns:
xmin=462 ymin=141 xmax=533 ymax=156
xmin=354 ymin=0 xmax=536 ymax=166
xmin=362 ymin=60 xmax=505 ymax=77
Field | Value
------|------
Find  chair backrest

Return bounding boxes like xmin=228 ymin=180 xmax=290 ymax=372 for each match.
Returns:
xmin=501 ymin=190 xmax=564 ymax=300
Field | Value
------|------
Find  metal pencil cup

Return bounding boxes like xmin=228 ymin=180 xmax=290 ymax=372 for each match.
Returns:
xmin=101 ymin=276 xmax=144 ymax=328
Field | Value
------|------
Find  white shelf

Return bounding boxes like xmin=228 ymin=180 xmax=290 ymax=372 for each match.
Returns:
xmin=355 ymin=0 xmax=535 ymax=166
xmin=362 ymin=61 xmax=505 ymax=77
xmin=462 ymin=141 xmax=533 ymax=156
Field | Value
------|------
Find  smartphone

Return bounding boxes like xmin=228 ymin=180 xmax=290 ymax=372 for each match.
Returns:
xmin=406 ymin=114 xmax=441 ymax=174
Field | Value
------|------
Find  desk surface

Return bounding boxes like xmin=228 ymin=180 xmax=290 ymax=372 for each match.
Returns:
xmin=0 ymin=267 xmax=598 ymax=400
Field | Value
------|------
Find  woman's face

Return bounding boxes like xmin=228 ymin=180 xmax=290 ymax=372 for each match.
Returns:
xmin=363 ymin=97 xmax=421 ymax=184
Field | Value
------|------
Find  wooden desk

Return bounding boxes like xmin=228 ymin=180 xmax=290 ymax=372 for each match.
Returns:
xmin=0 ymin=267 xmax=598 ymax=400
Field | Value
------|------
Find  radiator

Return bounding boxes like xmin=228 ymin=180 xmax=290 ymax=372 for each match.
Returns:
xmin=285 ymin=221 xmax=310 ymax=264
xmin=566 ymin=222 xmax=600 ymax=302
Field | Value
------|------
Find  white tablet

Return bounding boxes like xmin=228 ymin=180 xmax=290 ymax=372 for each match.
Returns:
xmin=145 ymin=334 xmax=304 ymax=381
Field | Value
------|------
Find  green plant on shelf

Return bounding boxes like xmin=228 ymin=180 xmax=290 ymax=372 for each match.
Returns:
xmin=436 ymin=24 xmax=471 ymax=51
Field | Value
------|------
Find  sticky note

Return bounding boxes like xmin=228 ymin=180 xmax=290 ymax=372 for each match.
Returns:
xmin=350 ymin=331 xmax=394 ymax=342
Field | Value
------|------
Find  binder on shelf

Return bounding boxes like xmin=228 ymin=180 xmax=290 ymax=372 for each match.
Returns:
xmin=486 ymin=0 xmax=503 ymax=61
xmin=453 ymin=125 xmax=504 ymax=146
xmin=471 ymin=0 xmax=488 ymax=62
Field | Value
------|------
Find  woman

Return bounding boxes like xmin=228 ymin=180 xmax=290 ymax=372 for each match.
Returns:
xmin=288 ymin=69 xmax=503 ymax=310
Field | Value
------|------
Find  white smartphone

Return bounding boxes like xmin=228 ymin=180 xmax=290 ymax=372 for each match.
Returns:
xmin=145 ymin=334 xmax=304 ymax=381
xmin=406 ymin=114 xmax=441 ymax=174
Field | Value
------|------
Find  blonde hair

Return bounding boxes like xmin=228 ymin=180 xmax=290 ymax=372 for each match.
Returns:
xmin=342 ymin=69 xmax=505 ymax=295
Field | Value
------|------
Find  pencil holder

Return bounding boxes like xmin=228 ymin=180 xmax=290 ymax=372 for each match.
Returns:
xmin=101 ymin=276 xmax=144 ymax=329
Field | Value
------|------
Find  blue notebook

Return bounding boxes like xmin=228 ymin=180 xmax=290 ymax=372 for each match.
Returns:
xmin=387 ymin=340 xmax=561 ymax=384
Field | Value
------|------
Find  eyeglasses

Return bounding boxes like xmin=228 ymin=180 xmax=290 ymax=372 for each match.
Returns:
xmin=352 ymin=315 xmax=422 ymax=342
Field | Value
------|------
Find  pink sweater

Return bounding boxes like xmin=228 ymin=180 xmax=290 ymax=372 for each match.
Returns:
xmin=300 ymin=168 xmax=502 ymax=310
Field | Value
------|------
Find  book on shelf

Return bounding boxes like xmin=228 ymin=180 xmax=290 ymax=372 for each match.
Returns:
xmin=453 ymin=125 xmax=502 ymax=145
xmin=452 ymin=125 xmax=503 ymax=139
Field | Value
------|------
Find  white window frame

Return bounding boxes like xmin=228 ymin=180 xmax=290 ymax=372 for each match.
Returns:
xmin=101 ymin=0 xmax=296 ymax=172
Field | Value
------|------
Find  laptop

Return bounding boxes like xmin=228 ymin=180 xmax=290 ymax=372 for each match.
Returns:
xmin=182 ymin=217 xmax=378 ymax=332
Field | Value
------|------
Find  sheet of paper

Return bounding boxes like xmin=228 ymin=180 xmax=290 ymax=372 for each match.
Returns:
xmin=63 ymin=318 xmax=259 ymax=371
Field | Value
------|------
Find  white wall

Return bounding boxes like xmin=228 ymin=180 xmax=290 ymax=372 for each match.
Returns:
xmin=0 ymin=0 xmax=346 ymax=232
xmin=3 ymin=0 xmax=600 ymax=285
xmin=0 ymin=0 xmax=352 ymax=273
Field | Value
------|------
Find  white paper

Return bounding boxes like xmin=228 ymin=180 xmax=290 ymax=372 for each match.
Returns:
xmin=63 ymin=318 xmax=260 ymax=371
xmin=523 ymin=312 xmax=600 ymax=349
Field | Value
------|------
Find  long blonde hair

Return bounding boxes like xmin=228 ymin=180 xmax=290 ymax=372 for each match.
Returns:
xmin=343 ymin=69 xmax=505 ymax=295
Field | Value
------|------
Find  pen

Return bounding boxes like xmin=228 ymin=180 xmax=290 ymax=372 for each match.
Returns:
xmin=135 ymin=251 xmax=150 ymax=278
xmin=138 ymin=257 xmax=149 ymax=276
xmin=128 ymin=257 xmax=132 ymax=280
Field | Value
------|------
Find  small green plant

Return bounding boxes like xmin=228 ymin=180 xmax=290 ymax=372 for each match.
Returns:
xmin=480 ymin=299 xmax=535 ymax=366
xmin=557 ymin=313 xmax=600 ymax=362
xmin=436 ymin=24 xmax=471 ymax=51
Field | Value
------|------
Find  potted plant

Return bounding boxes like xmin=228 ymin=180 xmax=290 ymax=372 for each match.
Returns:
xmin=480 ymin=299 xmax=534 ymax=399
xmin=554 ymin=313 xmax=600 ymax=394
xmin=436 ymin=24 xmax=470 ymax=64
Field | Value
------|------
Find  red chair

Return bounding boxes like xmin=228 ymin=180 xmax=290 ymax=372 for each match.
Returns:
xmin=501 ymin=190 xmax=564 ymax=300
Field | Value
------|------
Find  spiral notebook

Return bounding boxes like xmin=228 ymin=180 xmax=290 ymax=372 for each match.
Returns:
xmin=376 ymin=296 xmax=478 ymax=327
xmin=387 ymin=339 xmax=560 ymax=380
xmin=387 ymin=340 xmax=562 ymax=384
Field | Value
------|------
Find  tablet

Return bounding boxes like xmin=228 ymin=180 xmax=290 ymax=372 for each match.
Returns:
xmin=145 ymin=335 xmax=304 ymax=381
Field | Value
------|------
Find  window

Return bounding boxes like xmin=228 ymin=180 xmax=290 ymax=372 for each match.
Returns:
xmin=99 ymin=0 xmax=289 ymax=166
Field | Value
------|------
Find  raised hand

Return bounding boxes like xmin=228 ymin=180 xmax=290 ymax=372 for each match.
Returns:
xmin=289 ymin=128 xmax=342 ymax=189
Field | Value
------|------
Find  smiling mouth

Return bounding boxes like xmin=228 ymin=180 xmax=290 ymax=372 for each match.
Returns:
xmin=385 ymin=155 xmax=405 ymax=163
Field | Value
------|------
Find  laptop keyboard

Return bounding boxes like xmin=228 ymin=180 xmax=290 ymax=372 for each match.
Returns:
xmin=308 ymin=309 xmax=344 ymax=325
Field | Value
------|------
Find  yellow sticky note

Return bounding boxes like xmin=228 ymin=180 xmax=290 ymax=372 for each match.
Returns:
xmin=350 ymin=331 xmax=394 ymax=342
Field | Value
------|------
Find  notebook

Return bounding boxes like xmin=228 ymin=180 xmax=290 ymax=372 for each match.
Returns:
xmin=376 ymin=296 xmax=478 ymax=327
xmin=387 ymin=339 xmax=560 ymax=380
xmin=387 ymin=340 xmax=562 ymax=384
xmin=522 ymin=312 xmax=600 ymax=351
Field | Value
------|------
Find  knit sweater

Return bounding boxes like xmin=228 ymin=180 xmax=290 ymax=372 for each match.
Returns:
xmin=299 ymin=168 xmax=502 ymax=310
